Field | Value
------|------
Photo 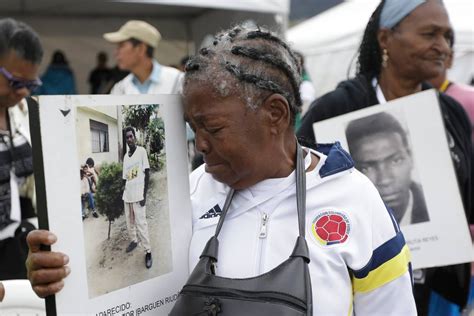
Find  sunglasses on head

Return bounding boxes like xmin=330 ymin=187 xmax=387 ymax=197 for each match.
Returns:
xmin=0 ymin=67 xmax=42 ymax=92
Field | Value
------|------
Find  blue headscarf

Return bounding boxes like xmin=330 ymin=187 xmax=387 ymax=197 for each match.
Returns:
xmin=379 ymin=0 xmax=427 ymax=29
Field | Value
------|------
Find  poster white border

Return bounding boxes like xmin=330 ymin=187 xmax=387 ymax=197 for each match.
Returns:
xmin=313 ymin=90 xmax=473 ymax=269
xmin=31 ymin=94 xmax=191 ymax=315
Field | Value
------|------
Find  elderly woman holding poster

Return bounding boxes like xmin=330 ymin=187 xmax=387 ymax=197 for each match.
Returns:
xmin=297 ymin=0 xmax=473 ymax=314
xmin=26 ymin=24 xmax=417 ymax=315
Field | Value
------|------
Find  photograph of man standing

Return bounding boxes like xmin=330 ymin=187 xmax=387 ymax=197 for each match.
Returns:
xmin=345 ymin=112 xmax=429 ymax=226
xmin=122 ymin=126 xmax=152 ymax=268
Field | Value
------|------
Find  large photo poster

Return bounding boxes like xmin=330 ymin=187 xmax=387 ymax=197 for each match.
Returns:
xmin=28 ymin=94 xmax=192 ymax=315
xmin=313 ymin=89 xmax=473 ymax=270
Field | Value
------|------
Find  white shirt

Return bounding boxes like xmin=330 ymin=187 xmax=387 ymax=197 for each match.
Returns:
xmin=122 ymin=146 xmax=150 ymax=203
xmin=110 ymin=60 xmax=183 ymax=95
xmin=80 ymin=177 xmax=91 ymax=195
xmin=188 ymin=145 xmax=416 ymax=315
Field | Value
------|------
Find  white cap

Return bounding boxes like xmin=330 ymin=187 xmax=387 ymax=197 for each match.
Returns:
xmin=103 ymin=20 xmax=161 ymax=48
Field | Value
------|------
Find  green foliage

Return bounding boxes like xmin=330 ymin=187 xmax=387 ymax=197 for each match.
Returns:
xmin=146 ymin=117 xmax=165 ymax=171
xmin=147 ymin=117 xmax=165 ymax=155
xmin=95 ymin=162 xmax=125 ymax=225
xmin=123 ymin=104 xmax=158 ymax=133
xmin=149 ymin=152 xmax=164 ymax=171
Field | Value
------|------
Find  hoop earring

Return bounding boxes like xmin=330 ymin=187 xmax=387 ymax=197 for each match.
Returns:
xmin=382 ymin=49 xmax=389 ymax=68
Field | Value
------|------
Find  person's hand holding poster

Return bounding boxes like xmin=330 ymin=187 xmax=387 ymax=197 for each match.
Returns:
xmin=27 ymin=94 xmax=192 ymax=315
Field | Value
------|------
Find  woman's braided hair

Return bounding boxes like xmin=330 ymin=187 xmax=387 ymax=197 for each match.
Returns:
xmin=356 ymin=0 xmax=386 ymax=78
xmin=183 ymin=24 xmax=303 ymax=125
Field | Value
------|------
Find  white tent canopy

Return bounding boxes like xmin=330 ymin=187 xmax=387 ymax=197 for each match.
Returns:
xmin=1 ymin=0 xmax=289 ymax=93
xmin=287 ymin=0 xmax=474 ymax=98
xmin=114 ymin=0 xmax=289 ymax=14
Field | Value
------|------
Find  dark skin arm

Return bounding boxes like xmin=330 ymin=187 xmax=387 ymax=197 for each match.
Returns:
xmin=140 ymin=169 xmax=149 ymax=207
xmin=0 ymin=282 xmax=4 ymax=302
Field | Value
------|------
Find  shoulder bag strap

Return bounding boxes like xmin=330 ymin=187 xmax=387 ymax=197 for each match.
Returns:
xmin=295 ymin=142 xmax=306 ymax=237
xmin=202 ymin=141 xmax=307 ymax=261
xmin=214 ymin=187 xmax=235 ymax=238
xmin=214 ymin=142 xmax=306 ymax=238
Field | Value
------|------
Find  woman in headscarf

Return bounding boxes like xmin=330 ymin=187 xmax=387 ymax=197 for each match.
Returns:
xmin=297 ymin=0 xmax=472 ymax=314
xmin=25 ymin=24 xmax=417 ymax=315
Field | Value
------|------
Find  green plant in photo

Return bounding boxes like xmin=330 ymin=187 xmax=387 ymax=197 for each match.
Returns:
xmin=95 ymin=162 xmax=125 ymax=239
xmin=123 ymin=104 xmax=157 ymax=134
xmin=147 ymin=116 xmax=164 ymax=155
xmin=149 ymin=152 xmax=164 ymax=171
xmin=147 ymin=117 xmax=165 ymax=170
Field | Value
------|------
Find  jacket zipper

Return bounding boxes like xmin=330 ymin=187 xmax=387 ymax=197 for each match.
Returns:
xmin=259 ymin=213 xmax=268 ymax=238
xmin=180 ymin=285 xmax=307 ymax=312
xmin=256 ymin=212 xmax=268 ymax=274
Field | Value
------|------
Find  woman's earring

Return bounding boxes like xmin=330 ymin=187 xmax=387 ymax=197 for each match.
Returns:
xmin=382 ymin=49 xmax=389 ymax=68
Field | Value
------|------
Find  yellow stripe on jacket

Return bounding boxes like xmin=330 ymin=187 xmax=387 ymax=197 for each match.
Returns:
xmin=353 ymin=245 xmax=411 ymax=293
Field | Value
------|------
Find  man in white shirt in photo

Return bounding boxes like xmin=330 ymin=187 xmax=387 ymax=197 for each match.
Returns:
xmin=122 ymin=126 xmax=152 ymax=269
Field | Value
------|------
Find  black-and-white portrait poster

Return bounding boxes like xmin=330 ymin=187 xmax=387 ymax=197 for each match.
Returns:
xmin=27 ymin=94 xmax=192 ymax=315
xmin=313 ymin=89 xmax=473 ymax=270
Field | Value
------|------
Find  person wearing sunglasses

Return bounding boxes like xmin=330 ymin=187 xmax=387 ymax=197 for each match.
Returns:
xmin=0 ymin=67 xmax=42 ymax=95
xmin=0 ymin=17 xmax=43 ymax=285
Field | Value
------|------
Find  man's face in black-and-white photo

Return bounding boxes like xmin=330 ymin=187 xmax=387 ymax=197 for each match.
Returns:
xmin=351 ymin=131 xmax=413 ymax=220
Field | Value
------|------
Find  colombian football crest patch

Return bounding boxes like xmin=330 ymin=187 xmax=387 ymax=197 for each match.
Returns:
xmin=311 ymin=210 xmax=350 ymax=246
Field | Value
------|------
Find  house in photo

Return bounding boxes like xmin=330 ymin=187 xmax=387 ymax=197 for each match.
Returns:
xmin=76 ymin=106 xmax=123 ymax=166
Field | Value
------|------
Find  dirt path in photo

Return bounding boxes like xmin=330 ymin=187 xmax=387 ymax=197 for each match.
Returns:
xmin=83 ymin=168 xmax=172 ymax=298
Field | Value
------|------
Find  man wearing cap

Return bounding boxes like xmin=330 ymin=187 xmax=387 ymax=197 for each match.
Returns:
xmin=103 ymin=20 xmax=182 ymax=95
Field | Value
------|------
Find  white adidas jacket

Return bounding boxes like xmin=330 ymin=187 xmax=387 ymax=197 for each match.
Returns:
xmin=188 ymin=143 xmax=416 ymax=315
